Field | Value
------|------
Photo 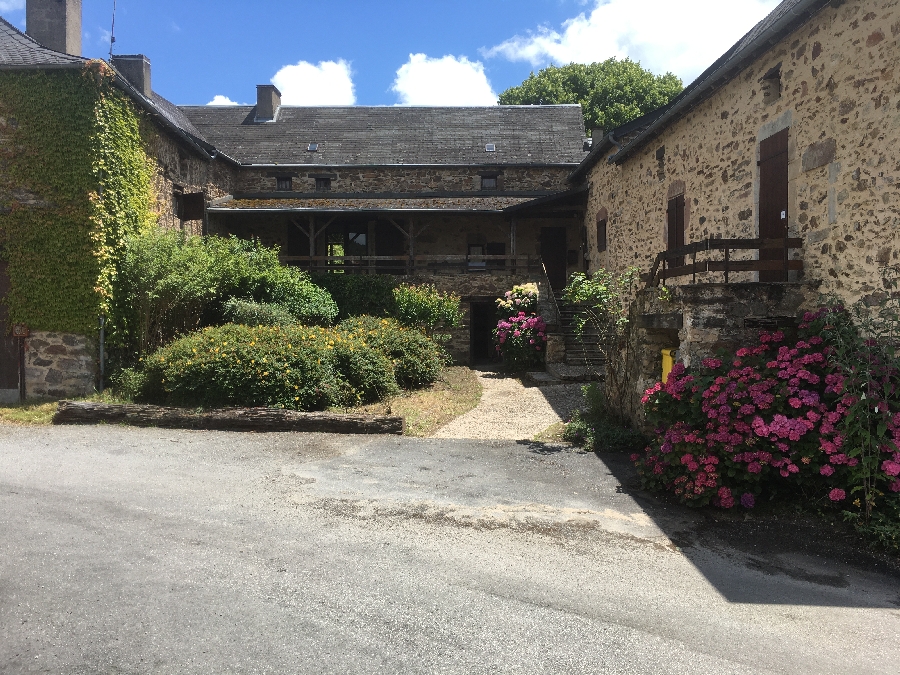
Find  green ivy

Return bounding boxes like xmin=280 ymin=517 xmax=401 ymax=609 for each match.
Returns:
xmin=0 ymin=62 xmax=155 ymax=335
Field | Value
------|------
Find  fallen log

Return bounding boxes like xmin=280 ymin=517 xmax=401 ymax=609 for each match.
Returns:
xmin=53 ymin=400 xmax=404 ymax=435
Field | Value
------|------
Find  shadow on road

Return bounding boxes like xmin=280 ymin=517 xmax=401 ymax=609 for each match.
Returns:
xmin=516 ymin=438 xmax=900 ymax=608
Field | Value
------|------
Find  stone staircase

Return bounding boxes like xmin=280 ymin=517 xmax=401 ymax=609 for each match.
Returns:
xmin=557 ymin=301 xmax=605 ymax=377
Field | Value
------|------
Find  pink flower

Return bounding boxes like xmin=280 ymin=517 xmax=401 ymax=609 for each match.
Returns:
xmin=820 ymin=465 xmax=834 ymax=476
xmin=882 ymin=460 xmax=900 ymax=477
xmin=828 ymin=488 xmax=846 ymax=502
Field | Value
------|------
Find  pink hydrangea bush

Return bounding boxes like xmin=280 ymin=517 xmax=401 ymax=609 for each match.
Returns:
xmin=635 ymin=307 xmax=900 ymax=512
xmin=494 ymin=311 xmax=548 ymax=371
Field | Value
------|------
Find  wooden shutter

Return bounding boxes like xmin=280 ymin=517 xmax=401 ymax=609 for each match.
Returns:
xmin=667 ymin=194 xmax=685 ymax=268
xmin=758 ymin=128 xmax=789 ymax=281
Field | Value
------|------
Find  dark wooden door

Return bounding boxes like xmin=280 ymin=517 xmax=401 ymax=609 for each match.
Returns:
xmin=0 ymin=260 xmax=19 ymax=393
xmin=470 ymin=301 xmax=497 ymax=364
xmin=758 ymin=128 xmax=789 ymax=281
xmin=540 ymin=227 xmax=568 ymax=291
xmin=666 ymin=194 xmax=685 ymax=268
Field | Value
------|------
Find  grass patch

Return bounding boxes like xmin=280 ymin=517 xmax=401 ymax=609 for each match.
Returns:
xmin=350 ymin=366 xmax=482 ymax=437
xmin=533 ymin=422 xmax=567 ymax=444
xmin=0 ymin=401 xmax=58 ymax=426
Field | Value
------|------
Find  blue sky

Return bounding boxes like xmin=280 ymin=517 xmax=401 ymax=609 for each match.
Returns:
xmin=0 ymin=0 xmax=781 ymax=106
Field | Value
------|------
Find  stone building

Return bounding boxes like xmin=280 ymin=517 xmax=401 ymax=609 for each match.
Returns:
xmin=0 ymin=2 xmax=228 ymax=401
xmin=0 ymin=0 xmax=589 ymax=398
xmin=569 ymin=0 xmax=900 ymax=420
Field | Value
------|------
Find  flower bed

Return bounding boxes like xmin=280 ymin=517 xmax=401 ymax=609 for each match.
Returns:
xmin=636 ymin=307 xmax=900 ymax=529
xmin=494 ymin=311 xmax=548 ymax=371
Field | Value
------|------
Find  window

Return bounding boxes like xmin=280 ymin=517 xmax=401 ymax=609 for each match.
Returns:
xmin=181 ymin=193 xmax=205 ymax=221
xmin=276 ymin=176 xmax=292 ymax=191
xmin=315 ymin=177 xmax=331 ymax=192
xmin=307 ymin=142 xmax=319 ymax=152
xmin=468 ymin=244 xmax=486 ymax=269
xmin=485 ymin=143 xmax=496 ymax=152
xmin=596 ymin=218 xmax=607 ymax=254
xmin=481 ymin=176 xmax=497 ymax=190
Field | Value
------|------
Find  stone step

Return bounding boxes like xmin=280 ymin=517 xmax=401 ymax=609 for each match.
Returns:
xmin=546 ymin=363 xmax=593 ymax=382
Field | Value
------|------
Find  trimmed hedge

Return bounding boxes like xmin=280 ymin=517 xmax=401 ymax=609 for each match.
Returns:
xmin=140 ymin=324 xmax=397 ymax=410
xmin=338 ymin=316 xmax=446 ymax=388
xmin=137 ymin=318 xmax=446 ymax=410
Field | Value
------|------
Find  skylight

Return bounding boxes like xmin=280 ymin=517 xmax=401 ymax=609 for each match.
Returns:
xmin=485 ymin=144 xmax=496 ymax=152
xmin=307 ymin=143 xmax=319 ymax=152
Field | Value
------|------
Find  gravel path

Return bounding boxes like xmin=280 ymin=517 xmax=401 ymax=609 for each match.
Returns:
xmin=431 ymin=367 xmax=584 ymax=440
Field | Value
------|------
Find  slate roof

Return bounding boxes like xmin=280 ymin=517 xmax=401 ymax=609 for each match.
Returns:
xmin=147 ymin=90 xmax=209 ymax=146
xmin=0 ymin=16 xmax=84 ymax=69
xmin=210 ymin=196 xmax=534 ymax=213
xmin=179 ymin=105 xmax=587 ymax=166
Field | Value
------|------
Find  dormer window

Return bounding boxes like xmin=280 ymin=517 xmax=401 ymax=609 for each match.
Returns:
xmin=307 ymin=143 xmax=319 ymax=152
xmin=276 ymin=176 xmax=293 ymax=191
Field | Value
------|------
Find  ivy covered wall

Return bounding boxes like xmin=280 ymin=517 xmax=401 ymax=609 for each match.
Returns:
xmin=0 ymin=61 xmax=155 ymax=335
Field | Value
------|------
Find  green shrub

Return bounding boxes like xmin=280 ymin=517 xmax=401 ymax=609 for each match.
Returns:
xmin=111 ymin=231 xmax=336 ymax=359
xmin=392 ymin=284 xmax=462 ymax=334
xmin=310 ymin=274 xmax=397 ymax=320
xmin=338 ymin=316 xmax=446 ymax=389
xmin=254 ymin=265 xmax=337 ymax=326
xmin=222 ymin=298 xmax=296 ymax=327
xmin=137 ymin=323 xmax=406 ymax=410
xmin=563 ymin=384 xmax=649 ymax=452
xmin=109 ymin=367 xmax=146 ymax=403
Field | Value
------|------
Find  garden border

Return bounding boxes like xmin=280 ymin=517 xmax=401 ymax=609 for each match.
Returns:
xmin=53 ymin=401 xmax=404 ymax=435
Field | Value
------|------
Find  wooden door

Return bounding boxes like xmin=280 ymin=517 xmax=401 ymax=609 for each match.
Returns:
xmin=666 ymin=194 xmax=685 ymax=268
xmin=540 ymin=227 xmax=568 ymax=291
xmin=758 ymin=128 xmax=789 ymax=281
xmin=0 ymin=260 xmax=19 ymax=397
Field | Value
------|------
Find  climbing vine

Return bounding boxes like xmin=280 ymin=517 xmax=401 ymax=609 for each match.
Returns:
xmin=0 ymin=61 xmax=155 ymax=335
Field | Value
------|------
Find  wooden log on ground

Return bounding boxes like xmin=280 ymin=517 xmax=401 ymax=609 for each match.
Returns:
xmin=53 ymin=401 xmax=405 ymax=435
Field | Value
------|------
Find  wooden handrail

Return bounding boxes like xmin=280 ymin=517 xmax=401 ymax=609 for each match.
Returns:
xmin=645 ymin=237 xmax=803 ymax=287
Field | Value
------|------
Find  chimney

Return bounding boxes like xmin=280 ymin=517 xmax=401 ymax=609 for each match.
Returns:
xmin=256 ymin=85 xmax=282 ymax=121
xmin=112 ymin=55 xmax=152 ymax=98
xmin=26 ymin=0 xmax=82 ymax=56
xmin=591 ymin=128 xmax=604 ymax=140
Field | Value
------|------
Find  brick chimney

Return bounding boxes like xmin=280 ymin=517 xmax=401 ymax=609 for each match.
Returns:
xmin=256 ymin=85 xmax=281 ymax=121
xmin=26 ymin=0 xmax=82 ymax=56
xmin=112 ymin=55 xmax=152 ymax=98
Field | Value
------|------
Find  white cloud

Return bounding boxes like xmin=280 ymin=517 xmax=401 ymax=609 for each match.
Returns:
xmin=207 ymin=95 xmax=241 ymax=106
xmin=0 ymin=1 xmax=25 ymax=12
xmin=392 ymin=54 xmax=497 ymax=106
xmin=271 ymin=59 xmax=356 ymax=106
xmin=484 ymin=0 xmax=782 ymax=84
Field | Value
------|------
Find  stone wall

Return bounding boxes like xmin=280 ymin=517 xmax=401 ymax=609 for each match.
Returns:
xmin=621 ymin=282 xmax=820 ymax=428
xmin=585 ymin=0 xmax=900 ymax=306
xmin=25 ymin=331 xmax=97 ymax=399
xmin=146 ymin=122 xmax=233 ymax=235
xmin=233 ymin=165 xmax=572 ymax=195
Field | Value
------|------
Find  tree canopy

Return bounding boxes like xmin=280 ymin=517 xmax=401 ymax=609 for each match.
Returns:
xmin=498 ymin=58 xmax=683 ymax=135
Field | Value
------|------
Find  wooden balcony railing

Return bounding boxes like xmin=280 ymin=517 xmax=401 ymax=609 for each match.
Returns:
xmin=279 ymin=254 xmax=543 ymax=275
xmin=644 ymin=237 xmax=803 ymax=287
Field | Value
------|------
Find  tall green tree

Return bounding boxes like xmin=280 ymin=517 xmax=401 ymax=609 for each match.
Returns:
xmin=498 ymin=58 xmax=683 ymax=134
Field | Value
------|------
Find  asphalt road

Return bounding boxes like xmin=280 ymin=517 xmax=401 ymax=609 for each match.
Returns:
xmin=1 ymin=425 xmax=898 ymax=674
